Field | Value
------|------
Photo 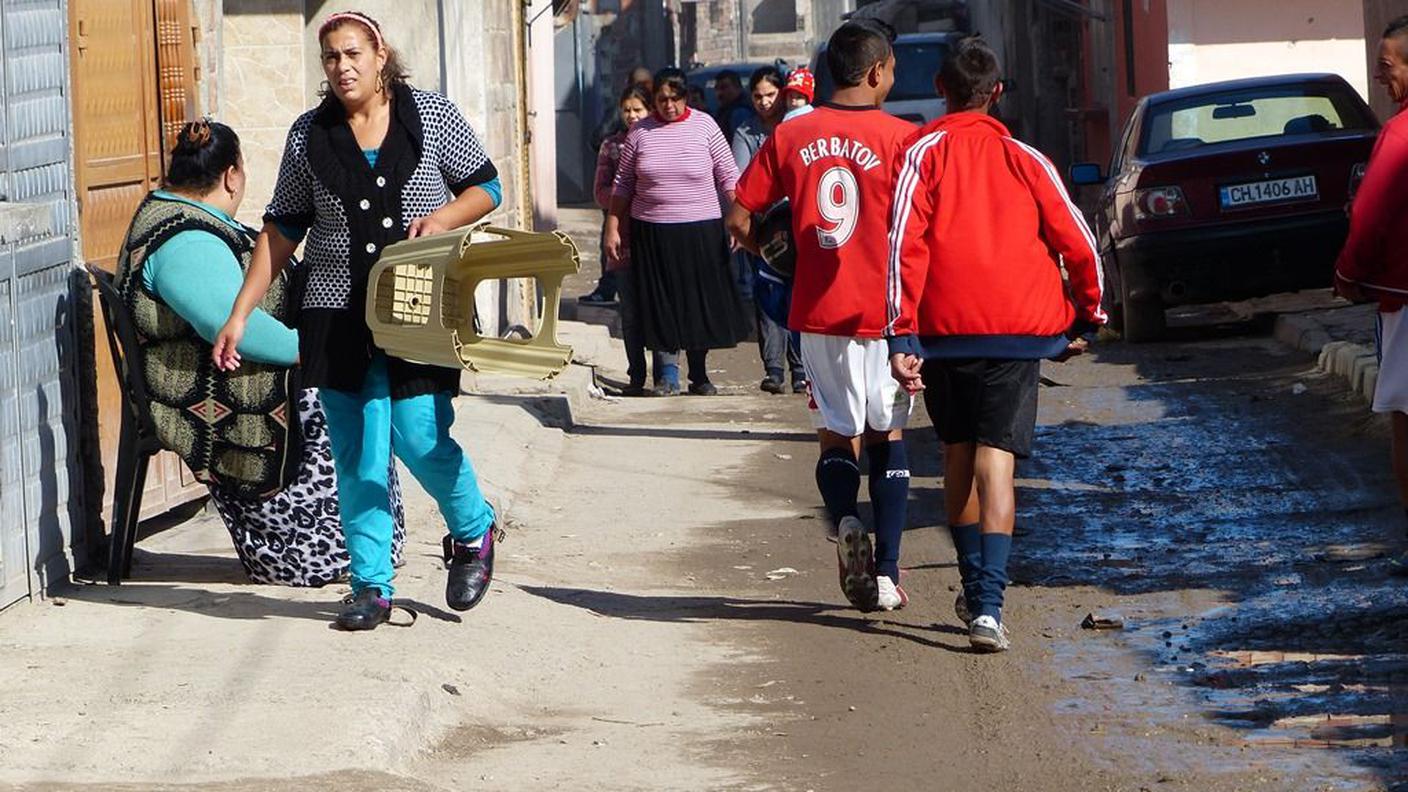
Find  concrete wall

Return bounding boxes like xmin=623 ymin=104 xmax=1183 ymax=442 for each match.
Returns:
xmin=1167 ymin=0 xmax=1368 ymax=100
xmin=221 ymin=1 xmax=309 ymax=228
xmin=444 ymin=0 xmax=528 ymax=231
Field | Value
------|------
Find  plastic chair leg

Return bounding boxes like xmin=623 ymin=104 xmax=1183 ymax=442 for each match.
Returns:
xmin=120 ymin=453 xmax=151 ymax=579
xmin=107 ymin=412 xmax=141 ymax=585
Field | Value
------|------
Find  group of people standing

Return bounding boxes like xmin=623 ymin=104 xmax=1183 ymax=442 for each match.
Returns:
xmin=115 ymin=4 xmax=1111 ymax=653
xmin=586 ymin=62 xmax=820 ymax=396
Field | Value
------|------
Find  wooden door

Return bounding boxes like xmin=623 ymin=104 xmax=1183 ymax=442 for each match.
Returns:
xmin=70 ymin=0 xmax=205 ymax=525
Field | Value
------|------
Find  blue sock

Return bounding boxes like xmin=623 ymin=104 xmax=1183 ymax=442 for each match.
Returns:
xmin=977 ymin=532 xmax=1013 ymax=621
xmin=816 ymin=447 xmax=860 ymax=525
xmin=867 ymin=440 xmax=909 ymax=582
xmin=659 ymin=361 xmax=680 ymax=387
xmin=948 ymin=522 xmax=983 ymax=609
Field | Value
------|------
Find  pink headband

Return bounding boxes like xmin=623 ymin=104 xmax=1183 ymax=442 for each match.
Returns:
xmin=318 ymin=11 xmax=384 ymax=50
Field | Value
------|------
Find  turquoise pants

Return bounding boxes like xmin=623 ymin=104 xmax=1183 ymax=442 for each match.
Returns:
xmin=320 ymin=355 xmax=495 ymax=597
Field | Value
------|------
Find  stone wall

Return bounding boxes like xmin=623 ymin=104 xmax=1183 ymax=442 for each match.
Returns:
xmin=689 ymin=0 xmax=743 ymax=65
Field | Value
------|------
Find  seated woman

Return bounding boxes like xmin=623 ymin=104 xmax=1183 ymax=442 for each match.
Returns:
xmin=113 ymin=120 xmax=405 ymax=586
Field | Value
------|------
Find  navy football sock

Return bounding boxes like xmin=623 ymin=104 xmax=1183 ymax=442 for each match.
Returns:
xmin=977 ymin=532 xmax=1013 ymax=621
xmin=948 ymin=523 xmax=983 ymax=610
xmin=867 ymin=440 xmax=910 ymax=581
xmin=816 ymin=447 xmax=860 ymax=526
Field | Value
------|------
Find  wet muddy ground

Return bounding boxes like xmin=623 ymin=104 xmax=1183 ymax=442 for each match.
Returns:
xmin=639 ymin=314 xmax=1408 ymax=790
xmin=1021 ymin=330 xmax=1408 ymax=791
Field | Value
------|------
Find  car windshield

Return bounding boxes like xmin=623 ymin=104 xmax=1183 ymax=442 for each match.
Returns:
xmin=813 ymin=40 xmax=948 ymax=103
xmin=889 ymin=41 xmax=948 ymax=101
xmin=1140 ymin=84 xmax=1375 ymax=156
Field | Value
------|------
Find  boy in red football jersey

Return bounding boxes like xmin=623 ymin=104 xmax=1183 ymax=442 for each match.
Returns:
xmin=888 ymin=38 xmax=1105 ymax=651
xmin=727 ymin=20 xmax=916 ymax=613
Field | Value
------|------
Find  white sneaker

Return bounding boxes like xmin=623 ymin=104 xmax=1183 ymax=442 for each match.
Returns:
xmin=970 ymin=615 xmax=1011 ymax=652
xmin=954 ymin=592 xmax=972 ymax=626
xmin=876 ymin=575 xmax=909 ymax=611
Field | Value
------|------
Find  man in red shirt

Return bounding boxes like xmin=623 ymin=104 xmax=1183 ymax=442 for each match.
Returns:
xmin=888 ymin=38 xmax=1104 ymax=651
xmin=1335 ymin=15 xmax=1408 ymax=573
xmin=727 ymin=20 xmax=916 ymax=613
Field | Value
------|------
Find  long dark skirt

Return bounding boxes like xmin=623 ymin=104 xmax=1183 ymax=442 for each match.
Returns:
xmin=630 ymin=217 xmax=751 ymax=352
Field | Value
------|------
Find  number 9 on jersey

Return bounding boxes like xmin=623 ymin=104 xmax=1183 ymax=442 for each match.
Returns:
xmin=816 ymin=166 xmax=859 ymax=249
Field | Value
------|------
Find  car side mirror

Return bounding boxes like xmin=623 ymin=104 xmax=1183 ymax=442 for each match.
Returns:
xmin=1069 ymin=163 xmax=1105 ymax=186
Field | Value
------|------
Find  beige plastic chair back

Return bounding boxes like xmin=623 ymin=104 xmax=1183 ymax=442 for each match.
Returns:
xmin=366 ymin=224 xmax=580 ymax=379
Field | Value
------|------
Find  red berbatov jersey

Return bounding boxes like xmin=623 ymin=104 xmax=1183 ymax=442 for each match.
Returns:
xmin=735 ymin=103 xmax=915 ymax=337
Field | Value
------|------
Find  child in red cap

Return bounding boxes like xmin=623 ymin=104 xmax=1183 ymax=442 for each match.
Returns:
xmin=782 ymin=67 xmax=816 ymax=119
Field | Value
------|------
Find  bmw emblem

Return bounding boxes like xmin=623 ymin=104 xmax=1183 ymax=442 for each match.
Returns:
xmin=1257 ymin=151 xmax=1271 ymax=166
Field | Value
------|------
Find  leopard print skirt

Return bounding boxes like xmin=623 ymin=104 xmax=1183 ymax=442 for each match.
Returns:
xmin=208 ymin=389 xmax=406 ymax=586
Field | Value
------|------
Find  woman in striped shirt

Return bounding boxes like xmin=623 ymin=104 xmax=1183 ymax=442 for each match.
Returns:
xmin=604 ymin=67 xmax=751 ymax=396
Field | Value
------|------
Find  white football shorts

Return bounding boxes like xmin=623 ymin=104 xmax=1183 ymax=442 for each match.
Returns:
xmin=1375 ymin=308 xmax=1408 ymax=414
xmin=799 ymin=332 xmax=912 ymax=437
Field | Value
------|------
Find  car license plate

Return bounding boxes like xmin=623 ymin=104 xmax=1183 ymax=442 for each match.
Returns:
xmin=1219 ymin=175 xmax=1318 ymax=210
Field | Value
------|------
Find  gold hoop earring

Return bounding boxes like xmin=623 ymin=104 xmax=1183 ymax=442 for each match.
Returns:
xmin=376 ymin=73 xmax=385 ymax=94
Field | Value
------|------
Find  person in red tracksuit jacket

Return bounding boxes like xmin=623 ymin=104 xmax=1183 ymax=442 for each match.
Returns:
xmin=887 ymin=37 xmax=1106 ymax=652
xmin=1334 ymin=15 xmax=1408 ymax=574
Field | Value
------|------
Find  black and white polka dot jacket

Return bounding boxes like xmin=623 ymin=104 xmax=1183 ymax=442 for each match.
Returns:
xmin=263 ymin=83 xmax=497 ymax=396
xmin=266 ymin=83 xmax=496 ymax=310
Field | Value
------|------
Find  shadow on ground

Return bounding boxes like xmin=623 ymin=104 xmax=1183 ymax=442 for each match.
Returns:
xmin=518 ymin=585 xmax=976 ymax=654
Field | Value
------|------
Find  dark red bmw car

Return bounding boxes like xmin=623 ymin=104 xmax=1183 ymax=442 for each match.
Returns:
xmin=1071 ymin=73 xmax=1379 ymax=341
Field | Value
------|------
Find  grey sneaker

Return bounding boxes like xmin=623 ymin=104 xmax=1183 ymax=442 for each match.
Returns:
xmin=836 ymin=516 xmax=878 ymax=612
xmin=954 ymin=592 xmax=973 ymax=626
xmin=970 ymin=615 xmax=1011 ymax=652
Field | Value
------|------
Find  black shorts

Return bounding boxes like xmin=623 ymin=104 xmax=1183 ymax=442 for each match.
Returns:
xmin=921 ymin=358 xmax=1040 ymax=458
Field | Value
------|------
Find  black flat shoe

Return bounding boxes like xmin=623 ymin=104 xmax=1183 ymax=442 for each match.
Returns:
xmin=688 ymin=381 xmax=718 ymax=396
xmin=335 ymin=589 xmax=392 ymax=631
xmin=444 ymin=530 xmax=496 ymax=612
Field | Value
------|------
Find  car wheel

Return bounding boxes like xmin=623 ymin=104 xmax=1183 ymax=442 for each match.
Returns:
xmin=1120 ymin=272 xmax=1166 ymax=343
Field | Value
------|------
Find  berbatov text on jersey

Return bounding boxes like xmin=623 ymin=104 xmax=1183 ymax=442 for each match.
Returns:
xmin=797 ymin=136 xmax=883 ymax=171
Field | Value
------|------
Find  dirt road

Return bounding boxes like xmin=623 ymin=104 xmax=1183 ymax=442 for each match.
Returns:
xmin=509 ymin=318 xmax=1406 ymax=792
xmin=6 ymin=207 xmax=1407 ymax=790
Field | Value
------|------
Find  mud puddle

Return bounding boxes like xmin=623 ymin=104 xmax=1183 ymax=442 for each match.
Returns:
xmin=1016 ymin=340 xmax=1408 ymax=790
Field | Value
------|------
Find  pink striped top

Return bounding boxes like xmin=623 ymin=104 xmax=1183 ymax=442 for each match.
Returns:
xmin=612 ymin=109 xmax=740 ymax=224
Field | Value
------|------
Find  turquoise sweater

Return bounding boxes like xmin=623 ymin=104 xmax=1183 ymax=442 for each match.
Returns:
xmin=143 ymin=191 xmax=299 ymax=366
